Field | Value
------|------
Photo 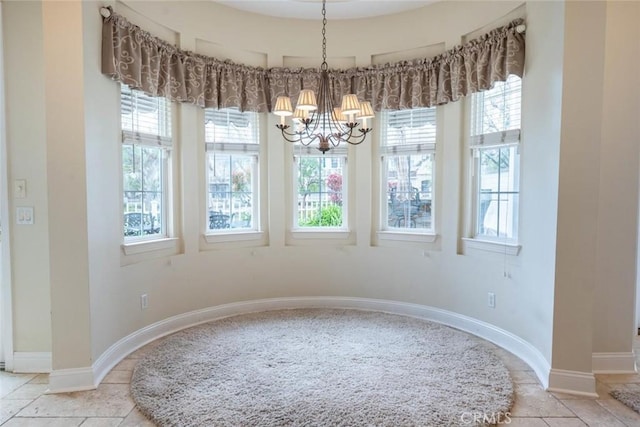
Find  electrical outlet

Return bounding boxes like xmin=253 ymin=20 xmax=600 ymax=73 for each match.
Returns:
xmin=140 ymin=294 xmax=148 ymax=310
xmin=487 ymin=292 xmax=496 ymax=308
xmin=16 ymin=207 xmax=34 ymax=225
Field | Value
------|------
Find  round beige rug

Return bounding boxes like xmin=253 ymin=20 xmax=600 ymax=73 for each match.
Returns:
xmin=131 ymin=308 xmax=514 ymax=426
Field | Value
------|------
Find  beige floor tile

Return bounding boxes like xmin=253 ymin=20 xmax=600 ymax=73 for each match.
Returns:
xmin=2 ymin=418 xmax=84 ymax=427
xmin=3 ymin=383 xmax=51 ymax=400
xmin=119 ymin=407 xmax=156 ymax=426
xmin=560 ymin=399 xmax=626 ymax=427
xmin=101 ymin=370 xmax=132 ymax=384
xmin=510 ymin=384 xmax=574 ymax=417
xmin=503 ymin=417 xmax=548 ymax=426
xmin=27 ymin=375 xmax=49 ymax=385
xmin=0 ymin=373 xmax=37 ymax=398
xmin=112 ymin=358 xmax=138 ymax=371
xmin=597 ymin=374 xmax=640 ymax=384
xmin=594 ymin=381 xmax=614 ymax=399
xmin=549 ymin=392 xmax=597 ymax=401
xmin=78 ymin=417 xmax=125 ymax=427
xmin=0 ymin=400 xmax=33 ymax=425
xmin=511 ymin=370 xmax=540 ymax=384
xmin=126 ymin=340 xmax=165 ymax=359
xmin=16 ymin=384 xmax=134 ymax=418
xmin=596 ymin=397 xmax=640 ymax=426
xmin=542 ymin=418 xmax=588 ymax=427
xmin=493 ymin=348 xmax=531 ymax=371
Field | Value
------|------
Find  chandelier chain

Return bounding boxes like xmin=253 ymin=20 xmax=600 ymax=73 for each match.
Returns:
xmin=321 ymin=0 xmax=327 ymax=70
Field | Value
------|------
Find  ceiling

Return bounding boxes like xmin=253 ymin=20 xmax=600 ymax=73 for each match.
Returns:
xmin=214 ymin=0 xmax=436 ymax=20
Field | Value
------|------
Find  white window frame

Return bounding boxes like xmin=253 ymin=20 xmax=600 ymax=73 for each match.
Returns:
xmin=120 ymin=85 xmax=178 ymax=257
xmin=463 ymin=75 xmax=522 ymax=255
xmin=377 ymin=107 xmax=438 ymax=243
xmin=203 ymin=108 xmax=264 ymax=245
xmin=291 ymin=145 xmax=349 ymax=239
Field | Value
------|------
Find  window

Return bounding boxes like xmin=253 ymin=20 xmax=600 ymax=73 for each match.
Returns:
xmin=294 ymin=146 xmax=347 ymax=230
xmin=469 ymin=75 xmax=521 ymax=241
xmin=380 ymin=108 xmax=436 ymax=233
xmin=205 ymin=108 xmax=259 ymax=233
xmin=121 ymin=85 xmax=172 ymax=241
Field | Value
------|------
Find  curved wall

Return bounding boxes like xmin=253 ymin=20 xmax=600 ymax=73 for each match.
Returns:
xmin=2 ymin=0 xmax=572 ymax=387
xmin=5 ymin=0 xmax=638 ymax=396
xmin=82 ymin=0 xmax=560 ymax=375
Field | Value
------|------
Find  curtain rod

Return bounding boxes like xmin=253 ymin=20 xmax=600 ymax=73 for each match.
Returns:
xmin=99 ymin=6 xmax=526 ymax=33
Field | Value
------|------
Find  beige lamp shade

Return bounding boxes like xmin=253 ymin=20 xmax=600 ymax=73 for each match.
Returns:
xmin=293 ymin=108 xmax=309 ymax=121
xmin=357 ymin=101 xmax=375 ymax=119
xmin=296 ymin=90 xmax=318 ymax=111
xmin=340 ymin=94 xmax=361 ymax=116
xmin=332 ymin=107 xmax=348 ymax=123
xmin=273 ymin=96 xmax=293 ymax=116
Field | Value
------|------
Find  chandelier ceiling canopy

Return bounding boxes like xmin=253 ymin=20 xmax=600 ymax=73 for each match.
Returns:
xmin=273 ymin=0 xmax=374 ymax=153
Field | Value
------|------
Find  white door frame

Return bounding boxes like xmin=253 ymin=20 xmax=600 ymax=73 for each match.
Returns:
xmin=0 ymin=1 xmax=14 ymax=370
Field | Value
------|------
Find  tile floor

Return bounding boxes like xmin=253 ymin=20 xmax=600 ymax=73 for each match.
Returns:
xmin=1 ymin=338 xmax=640 ymax=426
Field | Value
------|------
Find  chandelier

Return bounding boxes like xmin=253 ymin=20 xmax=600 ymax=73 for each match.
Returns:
xmin=272 ymin=0 xmax=374 ymax=154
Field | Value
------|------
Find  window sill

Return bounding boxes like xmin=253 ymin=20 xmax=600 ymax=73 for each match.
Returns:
xmin=462 ymin=237 xmax=521 ymax=255
xmin=289 ymin=229 xmax=351 ymax=240
xmin=121 ymin=237 xmax=179 ymax=255
xmin=377 ymin=231 xmax=438 ymax=243
xmin=203 ymin=231 xmax=265 ymax=244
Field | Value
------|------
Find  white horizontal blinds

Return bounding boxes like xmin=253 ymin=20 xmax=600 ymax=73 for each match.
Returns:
xmin=205 ymin=108 xmax=259 ymax=153
xmin=121 ymin=85 xmax=172 ymax=147
xmin=470 ymin=75 xmax=521 ymax=148
xmin=293 ymin=145 xmax=348 ymax=157
xmin=381 ymin=107 xmax=437 ymax=155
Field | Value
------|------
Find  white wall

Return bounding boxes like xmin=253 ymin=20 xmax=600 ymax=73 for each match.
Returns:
xmin=551 ymin=0 xmax=640 ymax=378
xmin=86 ymin=0 xmax=557 ymax=366
xmin=3 ymin=0 xmax=638 ymax=394
xmin=42 ymin=0 xmax=93 ymax=371
xmin=592 ymin=0 xmax=639 ymax=355
xmin=3 ymin=0 xmax=52 ymax=356
xmin=552 ymin=0 xmax=607 ymax=375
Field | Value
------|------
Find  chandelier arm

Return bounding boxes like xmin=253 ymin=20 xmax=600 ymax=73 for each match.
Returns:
xmin=298 ymin=136 xmax=317 ymax=147
xmin=344 ymin=129 xmax=373 ymax=146
xmin=276 ymin=125 xmax=299 ymax=137
xmin=327 ymin=133 xmax=345 ymax=148
xmin=306 ymin=115 xmax=320 ymax=135
xmin=296 ymin=124 xmax=323 ymax=147
xmin=276 ymin=125 xmax=305 ymax=144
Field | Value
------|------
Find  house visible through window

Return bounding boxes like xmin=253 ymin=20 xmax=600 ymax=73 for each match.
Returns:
xmin=205 ymin=108 xmax=259 ymax=232
xmin=469 ymin=75 xmax=522 ymax=241
xmin=121 ymin=85 xmax=172 ymax=241
xmin=380 ymin=108 xmax=436 ymax=233
xmin=294 ymin=146 xmax=347 ymax=229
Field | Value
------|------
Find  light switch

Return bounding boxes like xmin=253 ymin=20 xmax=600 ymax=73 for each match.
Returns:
xmin=14 ymin=179 xmax=26 ymax=199
xmin=16 ymin=207 xmax=34 ymax=225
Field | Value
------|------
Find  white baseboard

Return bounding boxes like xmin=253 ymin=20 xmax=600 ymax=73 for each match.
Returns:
xmin=54 ymin=297 xmax=553 ymax=394
xmin=592 ymin=352 xmax=636 ymax=373
xmin=48 ymin=367 xmax=96 ymax=393
xmin=12 ymin=352 xmax=52 ymax=373
xmin=548 ymin=368 xmax=597 ymax=397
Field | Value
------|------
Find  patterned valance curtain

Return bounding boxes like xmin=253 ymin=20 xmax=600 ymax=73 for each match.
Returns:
xmin=101 ymin=7 xmax=525 ymax=112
